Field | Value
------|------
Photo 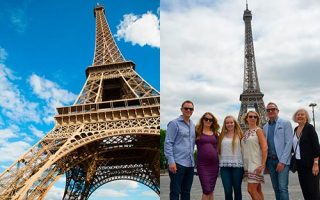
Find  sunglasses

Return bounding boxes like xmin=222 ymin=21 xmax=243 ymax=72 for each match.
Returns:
xmin=203 ymin=117 xmax=214 ymax=122
xmin=266 ymin=108 xmax=277 ymax=112
xmin=248 ymin=115 xmax=258 ymax=119
xmin=183 ymin=107 xmax=194 ymax=111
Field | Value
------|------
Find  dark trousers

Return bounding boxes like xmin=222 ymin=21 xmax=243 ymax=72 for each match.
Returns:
xmin=296 ymin=160 xmax=320 ymax=200
xmin=168 ymin=163 xmax=194 ymax=200
xmin=220 ymin=167 xmax=244 ymax=200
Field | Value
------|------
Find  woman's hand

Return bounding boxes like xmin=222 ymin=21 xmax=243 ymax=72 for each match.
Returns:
xmin=254 ymin=165 xmax=265 ymax=174
xmin=312 ymin=163 xmax=319 ymax=176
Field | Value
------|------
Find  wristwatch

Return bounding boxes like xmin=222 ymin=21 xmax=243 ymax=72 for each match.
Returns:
xmin=314 ymin=160 xmax=319 ymax=164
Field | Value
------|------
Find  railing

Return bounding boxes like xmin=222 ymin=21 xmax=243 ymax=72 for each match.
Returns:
xmin=56 ymin=96 xmax=160 ymax=116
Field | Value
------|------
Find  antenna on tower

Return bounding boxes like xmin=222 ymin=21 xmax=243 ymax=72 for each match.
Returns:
xmin=246 ymin=0 xmax=248 ymax=10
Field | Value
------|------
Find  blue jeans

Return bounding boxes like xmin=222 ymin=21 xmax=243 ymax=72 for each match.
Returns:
xmin=168 ymin=163 xmax=194 ymax=200
xmin=266 ymin=158 xmax=290 ymax=200
xmin=220 ymin=167 xmax=244 ymax=200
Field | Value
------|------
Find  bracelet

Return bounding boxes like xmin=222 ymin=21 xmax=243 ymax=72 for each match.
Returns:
xmin=314 ymin=161 xmax=319 ymax=164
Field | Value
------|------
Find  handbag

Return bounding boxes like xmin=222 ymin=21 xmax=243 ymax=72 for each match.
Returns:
xmin=289 ymin=133 xmax=300 ymax=173
xmin=289 ymin=156 xmax=297 ymax=173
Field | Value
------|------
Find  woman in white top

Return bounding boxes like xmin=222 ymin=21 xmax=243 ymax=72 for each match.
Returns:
xmin=218 ymin=116 xmax=244 ymax=200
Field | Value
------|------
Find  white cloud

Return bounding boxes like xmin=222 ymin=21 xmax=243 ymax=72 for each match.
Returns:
xmin=161 ymin=0 xmax=320 ymax=134
xmin=0 ymin=125 xmax=19 ymax=143
xmin=91 ymin=188 xmax=128 ymax=198
xmin=141 ymin=190 xmax=158 ymax=197
xmin=0 ymin=63 xmax=40 ymax=123
xmin=89 ymin=180 xmax=141 ymax=199
xmin=28 ymin=125 xmax=45 ymax=138
xmin=0 ymin=47 xmax=8 ymax=62
xmin=0 ymin=141 xmax=30 ymax=162
xmin=0 ymin=116 xmax=3 ymax=126
xmin=116 ymin=11 xmax=160 ymax=48
xmin=104 ymin=180 xmax=139 ymax=190
xmin=45 ymin=185 xmax=64 ymax=200
xmin=0 ymin=125 xmax=31 ymax=162
xmin=43 ymin=175 xmax=65 ymax=200
xmin=28 ymin=74 xmax=77 ymax=124
xmin=10 ymin=8 xmax=27 ymax=33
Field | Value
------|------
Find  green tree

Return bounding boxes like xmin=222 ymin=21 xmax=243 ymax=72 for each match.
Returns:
xmin=160 ymin=129 xmax=166 ymax=169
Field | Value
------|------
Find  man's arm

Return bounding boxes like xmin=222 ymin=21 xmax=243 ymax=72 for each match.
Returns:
xmin=164 ymin=121 xmax=178 ymax=165
xmin=279 ymin=120 xmax=294 ymax=165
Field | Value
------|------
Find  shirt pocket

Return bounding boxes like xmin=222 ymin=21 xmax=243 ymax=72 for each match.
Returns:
xmin=277 ymin=127 xmax=284 ymax=135
xmin=179 ymin=128 xmax=190 ymax=138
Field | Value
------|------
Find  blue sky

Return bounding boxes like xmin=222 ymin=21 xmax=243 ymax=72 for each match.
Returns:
xmin=0 ymin=0 xmax=159 ymax=199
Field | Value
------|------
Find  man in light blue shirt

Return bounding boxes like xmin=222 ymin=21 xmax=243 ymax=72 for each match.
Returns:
xmin=263 ymin=102 xmax=293 ymax=200
xmin=164 ymin=100 xmax=196 ymax=200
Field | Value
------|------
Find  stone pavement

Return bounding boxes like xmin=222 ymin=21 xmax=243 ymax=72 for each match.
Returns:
xmin=160 ymin=172 xmax=304 ymax=200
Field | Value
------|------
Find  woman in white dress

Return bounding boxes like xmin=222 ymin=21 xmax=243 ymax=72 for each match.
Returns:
xmin=241 ymin=111 xmax=268 ymax=200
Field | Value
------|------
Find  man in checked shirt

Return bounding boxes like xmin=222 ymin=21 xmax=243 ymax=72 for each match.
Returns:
xmin=164 ymin=100 xmax=196 ymax=200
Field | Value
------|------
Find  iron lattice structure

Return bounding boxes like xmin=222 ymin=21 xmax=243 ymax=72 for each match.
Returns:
xmin=238 ymin=3 xmax=267 ymax=130
xmin=0 ymin=5 xmax=160 ymax=200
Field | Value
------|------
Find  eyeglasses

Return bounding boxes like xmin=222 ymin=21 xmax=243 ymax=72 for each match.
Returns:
xmin=183 ymin=107 xmax=194 ymax=111
xmin=204 ymin=117 xmax=214 ymax=122
xmin=266 ymin=108 xmax=278 ymax=112
xmin=248 ymin=115 xmax=258 ymax=119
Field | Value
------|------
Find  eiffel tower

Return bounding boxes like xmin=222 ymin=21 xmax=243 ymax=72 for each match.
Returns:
xmin=0 ymin=4 xmax=160 ymax=200
xmin=238 ymin=2 xmax=267 ymax=130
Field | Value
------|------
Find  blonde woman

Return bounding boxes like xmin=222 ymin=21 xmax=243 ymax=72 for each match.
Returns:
xmin=241 ymin=111 xmax=268 ymax=200
xmin=218 ymin=116 xmax=244 ymax=200
xmin=195 ymin=112 xmax=220 ymax=200
xmin=292 ymin=108 xmax=320 ymax=200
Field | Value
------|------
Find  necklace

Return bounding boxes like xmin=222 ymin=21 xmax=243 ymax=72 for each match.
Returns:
xmin=296 ymin=125 xmax=304 ymax=138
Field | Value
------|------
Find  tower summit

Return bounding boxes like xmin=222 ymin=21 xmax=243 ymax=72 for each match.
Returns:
xmin=238 ymin=2 xmax=267 ymax=129
xmin=92 ymin=5 xmax=124 ymax=65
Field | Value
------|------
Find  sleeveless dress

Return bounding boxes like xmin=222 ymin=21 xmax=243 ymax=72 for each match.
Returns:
xmin=241 ymin=128 xmax=264 ymax=183
xmin=196 ymin=134 xmax=219 ymax=194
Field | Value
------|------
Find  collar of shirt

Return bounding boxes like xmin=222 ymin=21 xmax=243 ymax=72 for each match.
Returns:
xmin=268 ymin=117 xmax=278 ymax=125
xmin=178 ymin=115 xmax=191 ymax=124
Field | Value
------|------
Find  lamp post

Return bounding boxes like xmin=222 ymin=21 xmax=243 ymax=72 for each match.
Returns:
xmin=309 ymin=103 xmax=317 ymax=128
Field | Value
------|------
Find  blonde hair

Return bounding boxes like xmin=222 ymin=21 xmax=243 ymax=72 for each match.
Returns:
xmin=242 ymin=111 xmax=260 ymax=126
xmin=195 ymin=112 xmax=219 ymax=140
xmin=218 ymin=116 xmax=243 ymax=155
xmin=292 ymin=108 xmax=310 ymax=123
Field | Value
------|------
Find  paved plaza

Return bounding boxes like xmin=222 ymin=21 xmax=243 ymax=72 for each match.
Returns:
xmin=160 ymin=172 xmax=304 ymax=200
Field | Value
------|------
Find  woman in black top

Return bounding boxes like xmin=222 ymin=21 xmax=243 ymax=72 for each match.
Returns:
xmin=292 ymin=108 xmax=320 ymax=200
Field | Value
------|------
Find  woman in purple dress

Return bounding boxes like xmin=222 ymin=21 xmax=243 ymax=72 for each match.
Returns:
xmin=195 ymin=112 xmax=220 ymax=200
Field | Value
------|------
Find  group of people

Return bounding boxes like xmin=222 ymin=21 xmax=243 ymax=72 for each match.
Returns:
xmin=164 ymin=100 xmax=320 ymax=200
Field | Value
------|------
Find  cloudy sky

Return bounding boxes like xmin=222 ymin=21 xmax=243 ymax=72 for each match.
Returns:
xmin=161 ymin=0 xmax=320 ymax=136
xmin=0 ymin=0 xmax=159 ymax=199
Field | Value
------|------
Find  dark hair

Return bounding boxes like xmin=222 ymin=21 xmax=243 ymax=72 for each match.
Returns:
xmin=266 ymin=102 xmax=279 ymax=110
xmin=181 ymin=100 xmax=194 ymax=108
